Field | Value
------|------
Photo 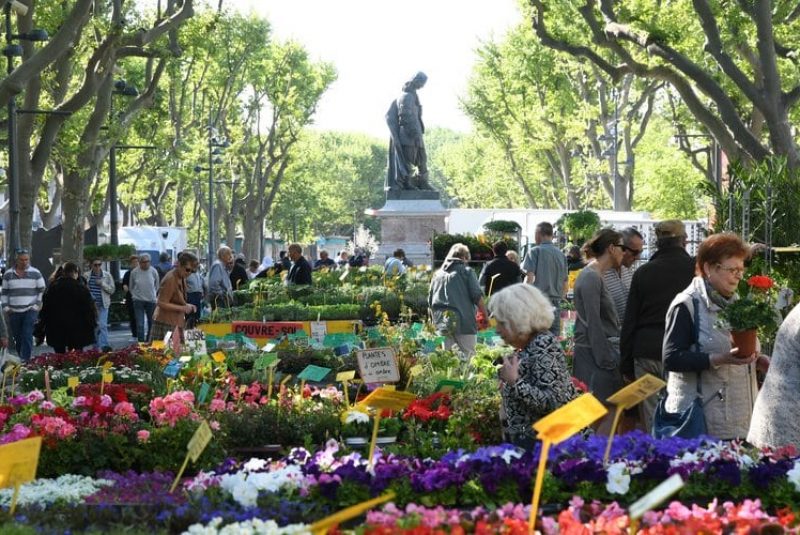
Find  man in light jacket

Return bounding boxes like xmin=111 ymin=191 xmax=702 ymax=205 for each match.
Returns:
xmin=84 ymin=260 xmax=116 ymax=350
xmin=129 ymin=253 xmax=160 ymax=342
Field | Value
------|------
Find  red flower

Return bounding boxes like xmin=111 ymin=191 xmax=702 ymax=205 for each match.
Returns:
xmin=571 ymin=376 xmax=588 ymax=393
xmin=402 ymin=392 xmax=451 ymax=423
xmin=747 ymin=275 xmax=774 ymax=290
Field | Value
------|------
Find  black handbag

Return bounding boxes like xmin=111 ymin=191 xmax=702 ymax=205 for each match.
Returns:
xmin=652 ymin=296 xmax=708 ymax=439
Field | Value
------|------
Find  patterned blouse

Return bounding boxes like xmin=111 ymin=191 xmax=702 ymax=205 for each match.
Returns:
xmin=501 ymin=331 xmax=578 ymax=445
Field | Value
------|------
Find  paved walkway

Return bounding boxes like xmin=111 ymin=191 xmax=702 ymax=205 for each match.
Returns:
xmin=30 ymin=323 xmax=138 ymax=357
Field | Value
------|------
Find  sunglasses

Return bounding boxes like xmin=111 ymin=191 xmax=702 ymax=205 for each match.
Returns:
xmin=622 ymin=245 xmax=642 ymax=256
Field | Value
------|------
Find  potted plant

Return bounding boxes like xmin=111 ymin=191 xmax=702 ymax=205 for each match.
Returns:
xmin=340 ymin=407 xmax=372 ymax=447
xmin=377 ymin=416 xmax=403 ymax=445
xmin=717 ymin=274 xmax=780 ymax=356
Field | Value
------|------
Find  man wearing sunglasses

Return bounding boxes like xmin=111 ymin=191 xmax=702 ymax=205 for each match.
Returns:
xmin=1 ymin=249 xmax=44 ymax=360
xmin=85 ymin=260 xmax=116 ymax=351
xmin=603 ymin=227 xmax=644 ymax=321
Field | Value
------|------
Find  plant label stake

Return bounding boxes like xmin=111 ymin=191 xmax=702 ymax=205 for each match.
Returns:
xmin=529 ymin=394 xmax=607 ymax=532
xmin=602 ymin=374 xmax=666 ymax=465
xmin=356 ymin=387 xmax=415 ymax=468
xmin=309 ymin=491 xmax=395 ymax=535
xmin=627 ymin=474 xmax=684 ymax=534
xmin=44 ymin=369 xmax=51 ymax=401
xmin=0 ymin=436 xmax=43 ymax=517
xmin=487 ymin=273 xmax=501 ymax=298
xmin=405 ymin=364 xmax=424 ymax=390
xmin=170 ymin=420 xmax=213 ymax=493
xmin=336 ymin=370 xmax=356 ymax=406
xmin=10 ymin=365 xmax=21 ymax=395
xmin=67 ymin=376 xmax=79 ymax=394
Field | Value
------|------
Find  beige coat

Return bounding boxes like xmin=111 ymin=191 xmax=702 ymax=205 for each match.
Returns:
xmin=664 ymin=277 xmax=758 ymax=440
xmin=748 ymin=303 xmax=800 ymax=449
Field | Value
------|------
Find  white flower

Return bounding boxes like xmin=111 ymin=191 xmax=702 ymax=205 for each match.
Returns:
xmin=344 ymin=409 xmax=370 ymax=425
xmin=242 ymin=458 xmax=267 ymax=472
xmin=605 ymin=462 xmax=631 ymax=495
xmin=182 ymin=517 xmax=311 ymax=534
xmin=230 ymin=480 xmax=258 ymax=508
xmin=787 ymin=460 xmax=800 ymax=492
xmin=0 ymin=474 xmax=113 ymax=508
xmin=500 ymin=448 xmax=522 ymax=464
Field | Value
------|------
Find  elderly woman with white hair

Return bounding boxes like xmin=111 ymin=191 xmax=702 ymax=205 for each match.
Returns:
xmin=428 ymin=243 xmax=488 ymax=357
xmin=490 ymin=283 xmax=578 ymax=448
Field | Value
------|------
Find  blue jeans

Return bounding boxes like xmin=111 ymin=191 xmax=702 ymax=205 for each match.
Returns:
xmin=95 ymin=304 xmax=109 ymax=349
xmin=9 ymin=309 xmax=37 ymax=361
xmin=133 ymin=300 xmax=156 ymax=342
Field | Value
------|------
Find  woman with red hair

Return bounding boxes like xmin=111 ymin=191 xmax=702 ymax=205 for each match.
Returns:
xmin=662 ymin=232 xmax=769 ymax=440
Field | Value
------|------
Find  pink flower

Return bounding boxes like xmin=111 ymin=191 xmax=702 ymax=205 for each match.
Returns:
xmin=137 ymin=429 xmax=150 ymax=443
xmin=72 ymin=396 xmax=87 ymax=408
xmin=39 ymin=401 xmax=56 ymax=411
xmin=99 ymin=395 xmax=113 ymax=408
xmin=26 ymin=390 xmax=45 ymax=403
xmin=113 ymin=401 xmax=139 ymax=421
xmin=209 ymin=399 xmax=226 ymax=412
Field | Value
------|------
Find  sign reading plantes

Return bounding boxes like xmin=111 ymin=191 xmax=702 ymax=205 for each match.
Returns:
xmin=356 ymin=347 xmax=400 ymax=384
xmin=297 ymin=365 xmax=331 ymax=383
xmin=170 ymin=420 xmax=213 ymax=492
xmin=529 ymin=394 xmax=607 ymax=531
xmin=0 ymin=436 xmax=42 ymax=515
xmin=232 ymin=321 xmax=304 ymax=339
xmin=603 ymin=374 xmax=666 ymax=464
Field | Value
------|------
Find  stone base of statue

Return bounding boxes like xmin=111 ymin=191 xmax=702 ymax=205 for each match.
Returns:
xmin=367 ymin=189 xmax=447 ymax=266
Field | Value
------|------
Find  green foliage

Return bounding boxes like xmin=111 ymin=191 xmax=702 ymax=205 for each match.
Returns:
xmin=483 ymin=220 xmax=521 ymax=233
xmin=433 ymin=233 xmax=518 ymax=262
xmin=83 ymin=244 xmax=137 ymax=261
xmin=555 ymin=210 xmax=601 ymax=244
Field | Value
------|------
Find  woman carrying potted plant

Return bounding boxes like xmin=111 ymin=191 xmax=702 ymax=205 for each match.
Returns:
xmin=662 ymin=233 xmax=770 ymax=440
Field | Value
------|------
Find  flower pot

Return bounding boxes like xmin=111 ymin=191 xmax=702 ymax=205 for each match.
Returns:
xmin=344 ymin=437 xmax=369 ymax=448
xmin=731 ymin=329 xmax=758 ymax=357
xmin=376 ymin=436 xmax=397 ymax=445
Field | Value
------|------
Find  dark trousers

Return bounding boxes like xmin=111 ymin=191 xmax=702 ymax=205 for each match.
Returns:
xmin=126 ymin=292 xmax=136 ymax=337
xmin=186 ymin=291 xmax=203 ymax=328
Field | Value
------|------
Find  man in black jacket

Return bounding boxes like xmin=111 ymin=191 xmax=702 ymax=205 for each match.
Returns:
xmin=620 ymin=220 xmax=695 ymax=430
xmin=286 ymin=243 xmax=312 ymax=286
xmin=478 ymin=241 xmax=523 ymax=296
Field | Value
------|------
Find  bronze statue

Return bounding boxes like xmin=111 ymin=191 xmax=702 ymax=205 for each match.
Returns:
xmin=386 ymin=72 xmax=433 ymax=191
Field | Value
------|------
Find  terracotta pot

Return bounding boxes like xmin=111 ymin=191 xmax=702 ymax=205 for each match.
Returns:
xmin=731 ymin=329 xmax=758 ymax=357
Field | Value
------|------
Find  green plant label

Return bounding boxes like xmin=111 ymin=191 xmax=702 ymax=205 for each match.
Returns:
xmin=297 ymin=365 xmax=331 ymax=382
xmin=197 ymin=382 xmax=211 ymax=404
xmin=254 ymin=353 xmax=279 ymax=370
xmin=293 ymin=336 xmax=310 ymax=348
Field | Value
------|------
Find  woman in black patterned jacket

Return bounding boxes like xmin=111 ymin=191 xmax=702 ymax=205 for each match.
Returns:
xmin=489 ymin=283 xmax=578 ymax=448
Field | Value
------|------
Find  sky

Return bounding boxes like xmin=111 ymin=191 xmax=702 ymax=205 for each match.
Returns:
xmin=230 ymin=0 xmax=522 ymax=138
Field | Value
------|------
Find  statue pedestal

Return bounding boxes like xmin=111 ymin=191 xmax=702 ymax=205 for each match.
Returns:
xmin=366 ymin=192 xmax=448 ymax=266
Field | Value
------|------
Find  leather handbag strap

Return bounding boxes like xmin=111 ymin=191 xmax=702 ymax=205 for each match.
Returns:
xmin=692 ymin=296 xmax=703 ymax=397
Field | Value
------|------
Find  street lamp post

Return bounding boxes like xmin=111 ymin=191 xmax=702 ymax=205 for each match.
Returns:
xmin=194 ymin=122 xmax=228 ymax=264
xmin=107 ymin=79 xmax=139 ymax=281
xmin=3 ymin=1 xmax=48 ymax=257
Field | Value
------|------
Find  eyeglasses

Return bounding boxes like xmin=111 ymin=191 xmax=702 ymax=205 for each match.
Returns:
xmin=716 ymin=264 xmax=745 ymax=276
xmin=183 ymin=266 xmax=195 ymax=273
xmin=92 ymin=263 xmax=102 ymax=267
xmin=622 ymin=245 xmax=642 ymax=256
xmin=15 ymin=248 xmax=28 ymax=255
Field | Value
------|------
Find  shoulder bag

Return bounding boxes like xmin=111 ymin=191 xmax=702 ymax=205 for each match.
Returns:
xmin=652 ymin=296 xmax=708 ymax=439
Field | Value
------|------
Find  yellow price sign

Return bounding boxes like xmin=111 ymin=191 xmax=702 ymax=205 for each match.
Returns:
xmin=102 ymin=360 xmax=113 ymax=371
xmin=408 ymin=364 xmax=424 ymax=377
xmin=211 ymin=351 xmax=226 ymax=363
xmin=151 ymin=340 xmax=166 ymax=350
xmin=309 ymin=491 xmax=395 ymax=535
xmin=0 ymin=436 xmax=43 ymax=516
xmin=0 ymin=436 xmax=42 ymax=488
xmin=336 ymin=370 xmax=356 ymax=382
xmin=603 ymin=374 xmax=666 ymax=464
xmin=170 ymin=420 xmax=213 ymax=492
xmin=67 ymin=376 xmax=79 ymax=390
xmin=356 ymin=387 xmax=415 ymax=412
xmin=606 ymin=374 xmax=666 ymax=409
xmin=529 ymin=394 xmax=607 ymax=532
xmin=532 ymin=393 xmax=607 ymax=444
xmin=102 ymin=372 xmax=113 ymax=384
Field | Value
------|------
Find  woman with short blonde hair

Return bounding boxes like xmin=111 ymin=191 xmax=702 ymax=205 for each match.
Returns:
xmin=490 ymin=283 xmax=576 ymax=447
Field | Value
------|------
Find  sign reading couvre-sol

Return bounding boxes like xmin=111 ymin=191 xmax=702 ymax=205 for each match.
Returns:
xmin=231 ymin=321 xmax=304 ymax=338
xmin=356 ymin=347 xmax=400 ymax=384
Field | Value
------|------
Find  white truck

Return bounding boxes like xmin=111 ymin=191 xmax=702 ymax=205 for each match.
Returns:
xmin=117 ymin=226 xmax=189 ymax=262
